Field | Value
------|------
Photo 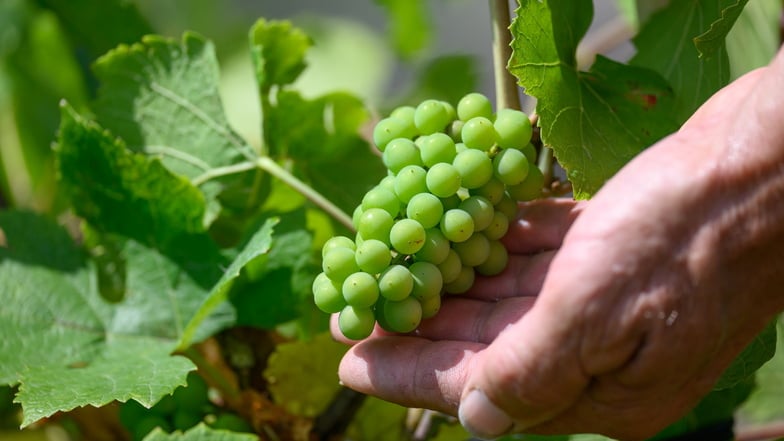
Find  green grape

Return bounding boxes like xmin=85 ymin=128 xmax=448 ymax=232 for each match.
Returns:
xmin=507 ymin=163 xmax=544 ymax=201
xmin=313 ymin=272 xmax=347 ymax=313
xmin=355 ymin=239 xmax=392 ymax=274
xmin=459 ymin=195 xmax=494 ymax=232
xmin=383 ymin=138 xmax=423 ymax=174
xmin=133 ymin=416 xmax=172 ymax=441
xmin=448 ymin=120 xmax=465 ymax=143
xmin=352 ymin=205 xmax=364 ymax=228
xmin=444 ymin=266 xmax=475 ymax=294
xmin=342 ymin=271 xmax=380 ymax=308
xmin=460 ymin=116 xmax=498 ymax=151
xmin=414 ymin=99 xmax=451 ymax=134
xmin=453 ymin=149 xmax=493 ymax=189
xmin=440 ymin=194 xmax=462 ymax=211
xmin=426 ymin=163 xmax=462 ymax=198
xmin=419 ymin=132 xmax=457 ymax=167
xmin=415 ymin=227 xmax=450 ymax=264
xmin=471 ymin=177 xmax=505 ymax=205
xmin=409 ymin=261 xmax=443 ymax=301
xmin=321 ymin=235 xmax=356 ymax=258
xmin=362 ymin=186 xmax=401 ymax=218
xmin=520 ymin=142 xmax=538 ymax=162
xmin=390 ymin=218 xmax=426 ymax=254
xmin=495 ymin=193 xmax=519 ymax=221
xmin=173 ymin=409 xmax=203 ymax=431
xmin=452 ymin=233 xmax=490 ymax=267
xmin=440 ymin=209 xmax=475 ymax=243
xmin=378 ymin=174 xmax=397 ymax=192
xmin=419 ymin=293 xmax=442 ymax=319
xmin=441 ymin=100 xmax=457 ymax=121
xmin=455 ymin=142 xmax=468 ymax=154
xmin=379 ymin=296 xmax=422 ymax=333
xmin=475 ymin=240 xmax=509 ymax=276
xmin=173 ymin=372 xmax=209 ymax=414
xmin=394 ymin=165 xmax=428 ymax=203
xmin=493 ymin=148 xmax=529 ymax=186
xmin=494 ymin=108 xmax=533 ymax=149
xmin=457 ymin=92 xmax=493 ymax=121
xmin=378 ymin=265 xmax=414 ymax=301
xmin=211 ymin=413 xmax=253 ymax=433
xmin=357 ymin=208 xmax=394 ymax=244
xmin=338 ymin=305 xmax=376 ymax=340
xmin=389 ymin=105 xmax=417 ymax=138
xmin=437 ymin=249 xmax=462 ymax=284
xmin=373 ymin=117 xmax=413 ymax=150
xmin=406 ymin=192 xmax=444 ymax=229
xmin=483 ymin=210 xmax=510 ymax=241
xmin=322 ymin=247 xmax=360 ymax=282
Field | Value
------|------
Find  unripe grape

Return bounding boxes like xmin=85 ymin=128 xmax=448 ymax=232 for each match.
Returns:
xmin=419 ymin=132 xmax=457 ymax=166
xmin=452 ymin=233 xmax=490 ymax=267
xmin=355 ymin=239 xmax=392 ymax=274
xmin=362 ymin=186 xmax=401 ymax=218
xmin=406 ymin=192 xmax=444 ymax=229
xmin=342 ymin=272 xmax=379 ymax=308
xmin=426 ymin=163 xmax=462 ymax=198
xmin=321 ymin=236 xmax=355 ymax=258
xmin=313 ymin=272 xmax=347 ymax=313
xmin=390 ymin=218 xmax=426 ymax=254
xmin=471 ymin=177 xmax=505 ymax=205
xmin=389 ymin=105 xmax=417 ymax=137
xmin=507 ymin=163 xmax=544 ymax=201
xmin=494 ymin=108 xmax=533 ymax=149
xmin=495 ymin=193 xmax=519 ymax=221
xmin=475 ymin=240 xmax=509 ymax=276
xmin=374 ymin=117 xmax=412 ymax=150
xmin=415 ymin=228 xmax=450 ymax=264
xmin=437 ymin=249 xmax=462 ymax=284
xmin=338 ymin=305 xmax=376 ymax=340
xmin=409 ymin=261 xmax=443 ymax=301
xmin=444 ymin=266 xmax=475 ymax=294
xmin=383 ymin=138 xmax=423 ymax=173
xmin=459 ymin=195 xmax=494 ymax=232
xmin=440 ymin=209 xmax=474 ymax=243
xmin=379 ymin=296 xmax=422 ymax=333
xmin=414 ymin=99 xmax=451 ymax=134
xmin=483 ymin=210 xmax=510 ymax=241
xmin=419 ymin=294 xmax=442 ymax=319
xmin=457 ymin=92 xmax=493 ymax=121
xmin=493 ymin=148 xmax=529 ymax=186
xmin=378 ymin=265 xmax=414 ymax=301
xmin=461 ymin=116 xmax=498 ymax=151
xmin=520 ymin=142 xmax=538 ymax=162
xmin=357 ymin=208 xmax=394 ymax=244
xmin=453 ymin=149 xmax=493 ymax=189
xmin=394 ymin=165 xmax=428 ymax=203
xmin=323 ymin=247 xmax=359 ymax=282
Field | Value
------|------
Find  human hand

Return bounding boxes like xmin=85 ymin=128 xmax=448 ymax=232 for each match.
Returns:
xmin=335 ymin=48 xmax=784 ymax=440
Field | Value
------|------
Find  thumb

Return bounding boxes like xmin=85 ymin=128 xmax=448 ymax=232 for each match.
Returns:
xmin=457 ymin=297 xmax=589 ymax=438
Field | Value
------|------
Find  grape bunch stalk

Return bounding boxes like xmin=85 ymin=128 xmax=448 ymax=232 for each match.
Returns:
xmin=313 ymin=92 xmax=543 ymax=340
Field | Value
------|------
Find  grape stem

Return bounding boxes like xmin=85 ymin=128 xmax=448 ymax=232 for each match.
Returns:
xmin=490 ymin=0 xmax=521 ymax=111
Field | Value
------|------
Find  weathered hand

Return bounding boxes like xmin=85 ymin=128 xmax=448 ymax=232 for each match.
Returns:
xmin=335 ymin=48 xmax=784 ymax=440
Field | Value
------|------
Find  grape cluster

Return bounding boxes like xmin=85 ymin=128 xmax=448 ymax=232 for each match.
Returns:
xmin=314 ymin=93 xmax=542 ymax=340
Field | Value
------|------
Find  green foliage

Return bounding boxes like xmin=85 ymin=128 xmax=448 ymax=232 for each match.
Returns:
xmin=142 ymin=423 xmax=258 ymax=441
xmin=375 ymin=0 xmax=433 ymax=59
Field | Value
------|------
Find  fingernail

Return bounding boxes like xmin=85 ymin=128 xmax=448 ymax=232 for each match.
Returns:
xmin=458 ymin=389 xmax=514 ymax=440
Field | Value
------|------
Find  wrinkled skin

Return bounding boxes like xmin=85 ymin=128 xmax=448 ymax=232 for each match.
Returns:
xmin=334 ymin=47 xmax=784 ymax=440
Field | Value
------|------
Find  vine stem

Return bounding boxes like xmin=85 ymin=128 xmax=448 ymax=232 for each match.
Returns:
xmin=490 ymin=0 xmax=521 ymax=111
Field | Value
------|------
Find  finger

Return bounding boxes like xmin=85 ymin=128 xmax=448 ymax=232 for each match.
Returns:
xmin=413 ymin=295 xmax=536 ymax=343
xmin=338 ymin=336 xmax=484 ymax=414
xmin=503 ymin=198 xmax=584 ymax=254
xmin=462 ymin=251 xmax=556 ymax=300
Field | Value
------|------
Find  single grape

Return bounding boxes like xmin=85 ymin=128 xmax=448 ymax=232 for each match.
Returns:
xmin=493 ymin=148 xmax=530 ymax=186
xmin=483 ymin=210 xmax=510 ymax=241
xmin=419 ymin=132 xmax=457 ymax=167
xmin=440 ymin=194 xmax=462 ymax=211
xmin=362 ymin=186 xmax=401 ymax=218
xmin=475 ymin=240 xmax=509 ymax=276
xmin=437 ymin=249 xmax=462 ymax=284
xmin=459 ymin=195 xmax=494 ymax=232
xmin=321 ymin=235 xmax=355 ymax=258
xmin=494 ymin=108 xmax=533 ymax=149
xmin=390 ymin=218 xmax=427 ymax=254
xmin=441 ymin=100 xmax=457 ymax=121
xmin=507 ymin=163 xmax=544 ymax=201
xmin=461 ymin=116 xmax=498 ymax=151
xmin=379 ymin=296 xmax=423 ymax=333
xmin=414 ymin=99 xmax=451 ymax=134
xmin=520 ymin=142 xmax=538 ymax=162
xmin=406 ymin=192 xmax=444 ymax=229
xmin=440 ymin=209 xmax=475 ymax=243
xmin=452 ymin=233 xmax=490 ymax=267
xmin=355 ymin=239 xmax=392 ymax=274
xmin=409 ymin=261 xmax=443 ymax=301
xmin=444 ymin=266 xmax=475 ymax=294
xmin=378 ymin=264 xmax=414 ymax=301
xmin=378 ymin=174 xmax=397 ymax=192
xmin=453 ymin=149 xmax=493 ymax=189
xmin=448 ymin=120 xmax=465 ymax=143
xmin=415 ymin=227 xmax=450 ymax=264
xmin=419 ymin=293 xmax=442 ymax=319
xmin=471 ymin=177 xmax=505 ymax=205
xmin=342 ymin=272 xmax=380 ymax=308
xmin=394 ymin=165 xmax=429 ymax=203
xmin=457 ymin=92 xmax=493 ymax=121
xmin=322 ymin=247 xmax=359 ymax=282
xmin=495 ymin=193 xmax=519 ymax=221
xmin=373 ymin=117 xmax=412 ymax=150
xmin=338 ymin=305 xmax=376 ymax=340
xmin=313 ymin=272 xmax=347 ymax=313
xmin=426 ymin=163 xmax=462 ymax=198
xmin=389 ymin=105 xmax=417 ymax=138
xmin=352 ymin=205 xmax=364 ymax=228
xmin=383 ymin=138 xmax=423 ymax=174
xmin=357 ymin=208 xmax=394 ymax=244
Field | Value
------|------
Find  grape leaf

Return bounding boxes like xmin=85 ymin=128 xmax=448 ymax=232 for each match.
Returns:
xmin=737 ymin=317 xmax=784 ymax=424
xmin=725 ymin=0 xmax=781 ymax=79
xmin=508 ymin=0 xmax=678 ymax=199
xmin=714 ymin=319 xmax=777 ymax=390
xmin=0 ymin=211 xmax=199 ymax=426
xmin=375 ymin=0 xmax=432 ymax=59
xmin=143 ymin=423 xmax=258 ymax=441
xmin=630 ymin=0 xmax=747 ymax=122
xmin=55 ymin=104 xmax=208 ymax=247
xmin=249 ymin=18 xmax=312 ymax=94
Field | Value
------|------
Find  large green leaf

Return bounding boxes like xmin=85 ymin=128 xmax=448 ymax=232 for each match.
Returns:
xmin=143 ymin=423 xmax=258 ymax=441
xmin=508 ymin=0 xmax=678 ymax=199
xmin=630 ymin=0 xmax=747 ymax=123
xmin=55 ymin=104 xmax=208 ymax=247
